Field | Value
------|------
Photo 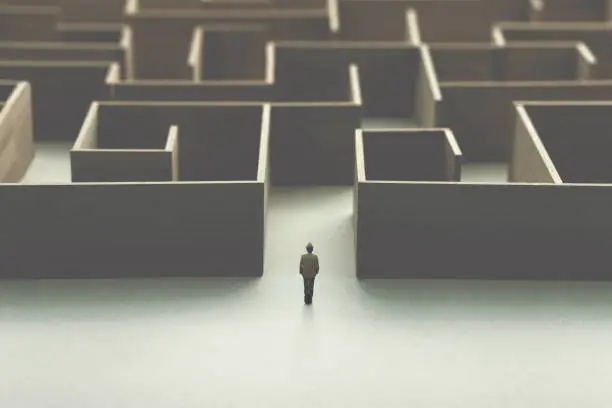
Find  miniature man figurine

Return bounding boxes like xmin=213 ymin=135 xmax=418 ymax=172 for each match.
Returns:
xmin=299 ymin=242 xmax=319 ymax=305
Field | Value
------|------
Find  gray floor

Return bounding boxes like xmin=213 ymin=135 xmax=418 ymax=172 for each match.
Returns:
xmin=20 ymin=142 xmax=72 ymax=184
xmin=2 ymin=136 xmax=612 ymax=407
xmin=2 ymin=187 xmax=612 ymax=408
xmin=462 ymin=163 xmax=509 ymax=183
xmin=361 ymin=117 xmax=417 ymax=129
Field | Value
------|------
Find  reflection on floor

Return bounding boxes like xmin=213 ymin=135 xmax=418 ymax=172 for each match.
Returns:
xmin=462 ymin=162 xmax=509 ymax=183
xmin=361 ymin=117 xmax=417 ymax=129
xmin=2 ymin=187 xmax=612 ymax=408
xmin=20 ymin=142 xmax=72 ymax=184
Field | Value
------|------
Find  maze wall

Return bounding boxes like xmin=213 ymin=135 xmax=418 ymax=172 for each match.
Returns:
xmin=2 ymin=0 xmax=612 ymax=279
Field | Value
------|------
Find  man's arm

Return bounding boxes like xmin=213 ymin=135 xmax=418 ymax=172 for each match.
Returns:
xmin=315 ymin=256 xmax=319 ymax=274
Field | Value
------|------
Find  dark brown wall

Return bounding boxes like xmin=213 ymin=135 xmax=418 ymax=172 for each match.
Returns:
xmin=0 ymin=43 xmax=125 ymax=66
xmin=57 ymin=23 xmax=122 ymax=43
xmin=97 ymin=103 xmax=263 ymax=181
xmin=362 ymin=130 xmax=449 ymax=181
xmin=110 ymin=82 xmax=274 ymax=101
xmin=139 ymin=0 xmax=326 ymax=10
xmin=202 ymin=28 xmax=268 ymax=80
xmin=430 ymin=46 xmax=579 ymax=82
xmin=438 ymin=82 xmax=612 ymax=162
xmin=0 ymin=63 xmax=110 ymax=141
xmin=500 ymin=47 xmax=578 ymax=80
xmin=536 ymin=0 xmax=607 ymax=21
xmin=97 ymin=108 xmax=168 ymax=149
xmin=128 ymin=12 xmax=330 ymax=79
xmin=0 ymin=81 xmax=16 ymax=100
xmin=492 ymin=0 xmax=529 ymax=20
xmin=338 ymin=0 xmax=492 ymax=42
xmin=525 ymin=104 xmax=612 ymax=183
xmin=274 ymin=45 xmax=420 ymax=117
xmin=0 ymin=181 xmax=264 ymax=278
xmin=71 ymin=150 xmax=173 ymax=182
xmin=0 ymin=6 xmax=60 ymax=41
xmin=273 ymin=49 xmax=351 ymax=102
xmin=430 ymin=47 xmax=497 ymax=82
xmin=5 ymin=0 xmax=127 ymax=22
xmin=356 ymin=181 xmax=612 ymax=280
xmin=270 ymin=104 xmax=360 ymax=186
xmin=501 ymin=27 xmax=612 ymax=74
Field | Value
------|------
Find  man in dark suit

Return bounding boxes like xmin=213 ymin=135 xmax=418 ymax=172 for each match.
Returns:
xmin=299 ymin=242 xmax=319 ymax=305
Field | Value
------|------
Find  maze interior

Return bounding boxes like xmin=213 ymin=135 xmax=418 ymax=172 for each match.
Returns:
xmin=2 ymin=0 xmax=612 ymax=279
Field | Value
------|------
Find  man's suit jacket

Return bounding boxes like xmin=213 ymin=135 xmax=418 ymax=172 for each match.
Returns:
xmin=300 ymin=253 xmax=319 ymax=279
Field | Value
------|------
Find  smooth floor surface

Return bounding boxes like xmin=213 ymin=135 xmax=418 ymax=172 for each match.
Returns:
xmin=21 ymin=142 xmax=72 ymax=184
xmin=462 ymin=163 xmax=509 ymax=183
xmin=361 ymin=117 xmax=417 ymax=129
xmin=2 ymin=187 xmax=612 ymax=408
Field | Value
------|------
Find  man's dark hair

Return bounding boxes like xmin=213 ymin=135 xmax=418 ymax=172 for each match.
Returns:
xmin=306 ymin=242 xmax=314 ymax=253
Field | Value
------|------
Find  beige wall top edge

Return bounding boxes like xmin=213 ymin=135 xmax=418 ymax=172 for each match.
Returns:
xmin=97 ymin=100 xmax=356 ymax=108
xmin=0 ymin=5 xmax=60 ymax=14
xmin=165 ymin=125 xmax=179 ymax=152
xmin=73 ymin=148 xmax=168 ymax=153
xmin=125 ymin=0 xmax=139 ymax=15
xmin=355 ymin=130 xmax=366 ymax=182
xmin=104 ymin=62 xmax=121 ymax=84
xmin=273 ymin=102 xmax=356 ymax=107
xmin=406 ymin=8 xmax=421 ymax=46
xmin=120 ymin=25 xmax=133 ymax=50
xmin=0 ymin=82 xmax=29 ymax=126
xmin=97 ymin=101 xmax=267 ymax=107
xmin=0 ymin=60 xmax=114 ymax=67
xmin=443 ymin=128 xmax=463 ymax=158
xmin=428 ymin=43 xmax=499 ymax=49
xmin=327 ymin=0 xmax=340 ymax=33
xmin=516 ymin=100 xmax=612 ymax=107
xmin=349 ymin=64 xmax=362 ymax=106
xmin=0 ymin=41 xmax=122 ymax=51
xmin=7 ymin=180 xmax=262 ymax=187
xmin=193 ymin=23 xmax=268 ymax=31
xmin=576 ymin=42 xmax=597 ymax=64
xmin=188 ymin=26 xmax=204 ymax=67
xmin=341 ymin=0 xmax=482 ymax=2
xmin=420 ymin=46 xmax=442 ymax=101
xmin=429 ymin=42 xmax=587 ymax=50
xmin=265 ymin=41 xmax=275 ymax=83
xmin=440 ymin=80 xmax=612 ymax=87
xmin=529 ymin=0 xmax=544 ymax=11
xmin=491 ymin=26 xmax=506 ymax=46
xmin=129 ymin=9 xmax=327 ymax=18
xmin=361 ymin=128 xmax=448 ymax=134
xmin=115 ymin=80 xmax=268 ymax=86
xmin=272 ymin=41 xmax=417 ymax=49
xmin=358 ymin=180 xmax=564 ymax=186
xmin=257 ymin=104 xmax=271 ymax=182
xmin=496 ymin=21 xmax=612 ymax=30
xmin=57 ymin=22 xmax=122 ymax=30
xmin=360 ymin=180 xmax=612 ymax=187
xmin=515 ymin=104 xmax=562 ymax=184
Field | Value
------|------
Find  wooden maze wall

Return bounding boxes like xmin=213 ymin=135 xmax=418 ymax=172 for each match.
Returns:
xmin=1 ymin=0 xmax=612 ymax=279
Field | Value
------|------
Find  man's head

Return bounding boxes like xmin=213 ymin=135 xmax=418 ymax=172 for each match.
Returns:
xmin=306 ymin=242 xmax=314 ymax=253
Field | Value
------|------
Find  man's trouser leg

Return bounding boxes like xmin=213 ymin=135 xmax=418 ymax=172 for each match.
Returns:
xmin=304 ymin=277 xmax=315 ymax=303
